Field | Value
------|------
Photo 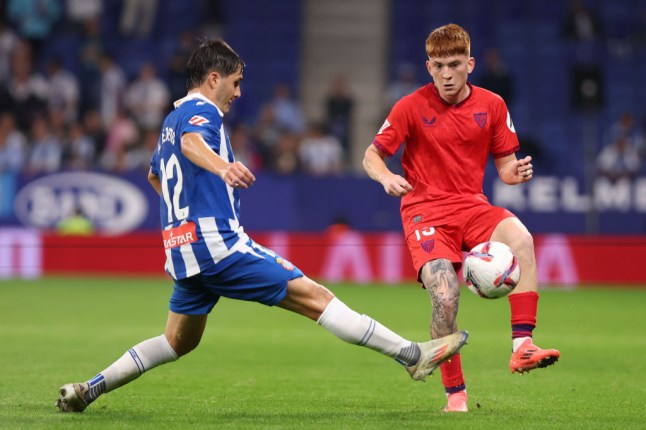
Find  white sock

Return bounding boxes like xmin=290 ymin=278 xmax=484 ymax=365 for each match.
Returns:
xmin=86 ymin=334 xmax=178 ymax=399
xmin=317 ymin=297 xmax=417 ymax=363
xmin=513 ymin=336 xmax=531 ymax=352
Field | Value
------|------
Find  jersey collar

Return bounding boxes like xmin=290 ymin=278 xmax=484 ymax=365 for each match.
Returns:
xmin=173 ymin=92 xmax=223 ymax=117
xmin=429 ymin=82 xmax=473 ymax=107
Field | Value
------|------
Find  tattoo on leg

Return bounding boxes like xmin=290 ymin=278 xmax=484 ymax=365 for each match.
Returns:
xmin=422 ymin=259 xmax=460 ymax=339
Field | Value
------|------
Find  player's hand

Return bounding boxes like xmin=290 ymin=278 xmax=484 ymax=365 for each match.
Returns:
xmin=515 ymin=156 xmax=533 ymax=183
xmin=382 ymin=174 xmax=413 ymax=197
xmin=220 ymin=161 xmax=256 ymax=189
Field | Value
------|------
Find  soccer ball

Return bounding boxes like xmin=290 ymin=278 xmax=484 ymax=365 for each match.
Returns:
xmin=463 ymin=241 xmax=520 ymax=299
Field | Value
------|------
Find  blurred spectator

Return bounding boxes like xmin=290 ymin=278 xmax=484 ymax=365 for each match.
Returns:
xmin=298 ymin=122 xmax=344 ymax=176
xmin=77 ymin=16 xmax=103 ymax=112
xmin=230 ymin=123 xmax=262 ymax=171
xmin=100 ymin=108 xmax=139 ymax=170
xmin=562 ymin=0 xmax=603 ymax=42
xmin=120 ymin=0 xmax=158 ymax=38
xmin=384 ymin=63 xmax=420 ymax=113
xmin=477 ymin=48 xmax=514 ymax=104
xmin=0 ymin=18 xmax=19 ymax=84
xmin=122 ymin=128 xmax=158 ymax=171
xmin=26 ymin=116 xmax=62 ymax=174
xmin=198 ymin=0 xmax=226 ymax=39
xmin=62 ymin=121 xmax=95 ymax=169
xmin=4 ymin=45 xmax=48 ymax=132
xmin=64 ymin=0 xmax=102 ymax=34
xmin=597 ymin=135 xmax=641 ymax=181
xmin=98 ymin=52 xmax=126 ymax=128
xmin=0 ymin=112 xmax=27 ymax=172
xmin=81 ymin=108 xmax=106 ymax=162
xmin=124 ymin=62 xmax=170 ymax=131
xmin=327 ymin=215 xmax=351 ymax=236
xmin=7 ymin=0 xmax=61 ymax=58
xmin=166 ymin=30 xmax=195 ymax=104
xmin=270 ymin=132 xmax=300 ymax=175
xmin=253 ymin=105 xmax=283 ymax=165
xmin=56 ymin=205 xmax=94 ymax=235
xmin=267 ymin=83 xmax=305 ymax=134
xmin=607 ymin=112 xmax=645 ymax=158
xmin=324 ymin=75 xmax=354 ymax=164
xmin=46 ymin=57 xmax=80 ymax=124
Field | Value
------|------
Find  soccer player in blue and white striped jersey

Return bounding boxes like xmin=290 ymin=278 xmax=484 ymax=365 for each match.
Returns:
xmin=56 ymin=39 xmax=468 ymax=413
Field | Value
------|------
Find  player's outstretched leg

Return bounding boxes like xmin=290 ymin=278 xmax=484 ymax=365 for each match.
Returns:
xmin=509 ymin=338 xmax=560 ymax=374
xmin=56 ymin=334 xmax=179 ymax=413
xmin=405 ymin=331 xmax=469 ymax=381
xmin=314 ymin=294 xmax=469 ymax=381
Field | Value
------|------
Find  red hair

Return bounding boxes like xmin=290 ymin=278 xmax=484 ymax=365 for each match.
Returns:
xmin=425 ymin=23 xmax=471 ymax=58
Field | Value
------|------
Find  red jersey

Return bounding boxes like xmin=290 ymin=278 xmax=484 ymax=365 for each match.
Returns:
xmin=373 ymin=82 xmax=519 ymax=230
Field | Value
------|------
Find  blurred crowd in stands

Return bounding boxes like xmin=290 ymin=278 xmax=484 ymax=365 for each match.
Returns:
xmin=0 ymin=0 xmax=354 ymax=177
xmin=0 ymin=0 xmax=644 ymax=181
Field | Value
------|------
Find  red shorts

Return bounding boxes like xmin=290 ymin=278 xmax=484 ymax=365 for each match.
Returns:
xmin=404 ymin=203 xmax=515 ymax=280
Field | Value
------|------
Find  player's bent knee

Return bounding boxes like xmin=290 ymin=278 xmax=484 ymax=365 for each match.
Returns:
xmin=283 ymin=276 xmax=335 ymax=320
xmin=165 ymin=331 xmax=201 ymax=357
xmin=510 ymin=230 xmax=535 ymax=262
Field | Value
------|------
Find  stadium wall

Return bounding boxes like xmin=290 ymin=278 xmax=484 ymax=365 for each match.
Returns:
xmin=0 ymin=228 xmax=644 ymax=286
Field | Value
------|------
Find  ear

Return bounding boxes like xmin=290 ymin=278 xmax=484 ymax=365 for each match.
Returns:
xmin=467 ymin=57 xmax=475 ymax=74
xmin=425 ymin=59 xmax=432 ymax=75
xmin=208 ymin=71 xmax=220 ymax=89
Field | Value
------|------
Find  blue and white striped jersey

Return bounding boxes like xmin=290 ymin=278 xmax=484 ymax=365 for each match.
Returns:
xmin=150 ymin=92 xmax=249 ymax=280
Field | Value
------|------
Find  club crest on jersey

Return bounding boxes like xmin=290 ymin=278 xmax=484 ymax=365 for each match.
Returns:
xmin=473 ymin=112 xmax=487 ymax=129
xmin=421 ymin=240 xmax=435 ymax=253
xmin=189 ymin=115 xmax=209 ymax=126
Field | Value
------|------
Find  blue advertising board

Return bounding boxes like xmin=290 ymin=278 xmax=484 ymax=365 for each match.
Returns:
xmin=1 ymin=170 xmax=644 ymax=234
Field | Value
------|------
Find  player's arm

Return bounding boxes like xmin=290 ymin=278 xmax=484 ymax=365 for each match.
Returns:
xmin=148 ymin=168 xmax=162 ymax=195
xmin=494 ymin=154 xmax=533 ymax=185
xmin=181 ymin=132 xmax=255 ymax=188
xmin=363 ymin=144 xmax=412 ymax=197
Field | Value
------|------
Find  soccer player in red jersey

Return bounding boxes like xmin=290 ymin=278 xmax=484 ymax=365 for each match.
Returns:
xmin=363 ymin=24 xmax=560 ymax=412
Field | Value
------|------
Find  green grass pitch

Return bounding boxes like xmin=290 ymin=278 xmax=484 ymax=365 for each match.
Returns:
xmin=1 ymin=277 xmax=645 ymax=429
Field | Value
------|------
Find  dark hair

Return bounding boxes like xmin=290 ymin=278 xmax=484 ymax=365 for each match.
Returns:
xmin=186 ymin=39 xmax=245 ymax=90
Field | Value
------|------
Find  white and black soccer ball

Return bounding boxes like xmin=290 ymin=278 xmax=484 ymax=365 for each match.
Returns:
xmin=463 ymin=241 xmax=520 ymax=299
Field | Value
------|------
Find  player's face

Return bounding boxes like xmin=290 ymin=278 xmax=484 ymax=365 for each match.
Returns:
xmin=426 ymin=54 xmax=474 ymax=104
xmin=213 ymin=67 xmax=243 ymax=113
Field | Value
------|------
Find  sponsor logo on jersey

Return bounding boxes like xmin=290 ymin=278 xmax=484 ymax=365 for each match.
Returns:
xmin=377 ymin=119 xmax=390 ymax=135
xmin=421 ymin=239 xmax=435 ymax=253
xmin=474 ymin=112 xmax=487 ymax=129
xmin=189 ymin=115 xmax=209 ymax=126
xmin=413 ymin=215 xmax=423 ymax=223
xmin=14 ymin=172 xmax=147 ymax=235
xmin=422 ymin=116 xmax=436 ymax=127
xmin=276 ymin=257 xmax=295 ymax=271
xmin=506 ymin=110 xmax=516 ymax=133
xmin=162 ymin=222 xmax=198 ymax=249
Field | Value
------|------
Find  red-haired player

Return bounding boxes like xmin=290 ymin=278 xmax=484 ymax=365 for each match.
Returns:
xmin=363 ymin=23 xmax=559 ymax=413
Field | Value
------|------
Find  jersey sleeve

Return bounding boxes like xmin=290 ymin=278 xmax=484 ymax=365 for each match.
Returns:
xmin=181 ymin=106 xmax=222 ymax=151
xmin=150 ymin=145 xmax=159 ymax=176
xmin=372 ymin=98 xmax=410 ymax=157
xmin=490 ymin=96 xmax=520 ymax=159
